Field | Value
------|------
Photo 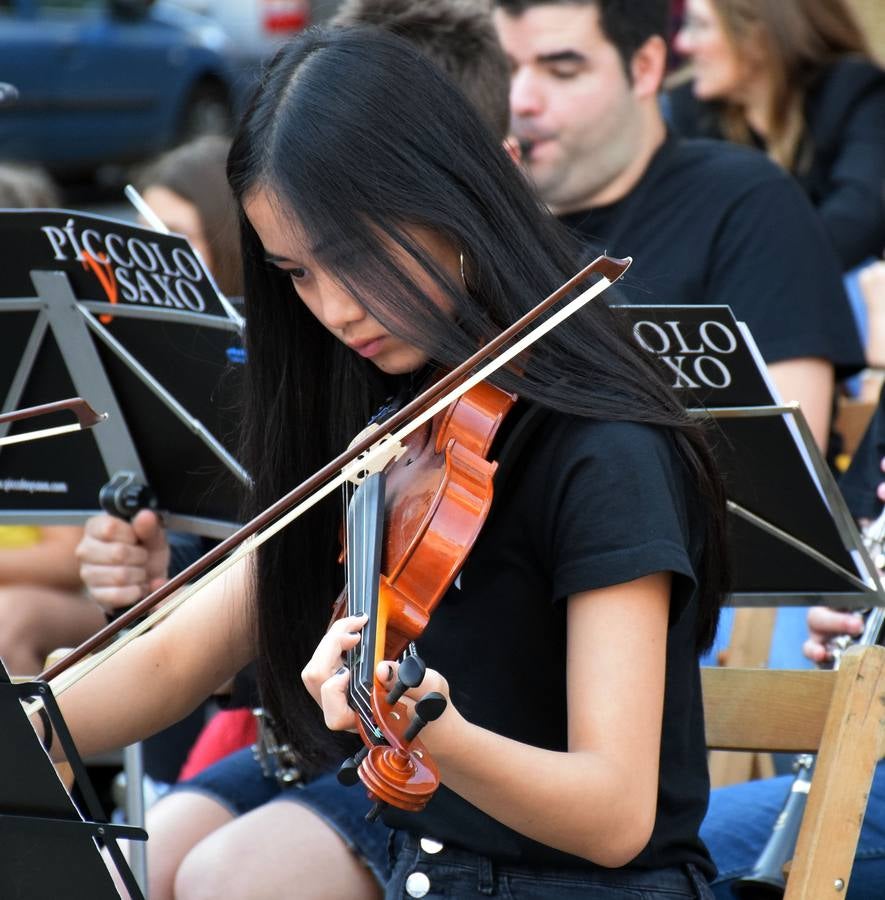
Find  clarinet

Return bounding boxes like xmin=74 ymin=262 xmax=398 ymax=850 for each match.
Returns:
xmin=731 ymin=508 xmax=885 ymax=899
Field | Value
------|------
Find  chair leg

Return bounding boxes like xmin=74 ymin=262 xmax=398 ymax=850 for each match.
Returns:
xmin=785 ymin=647 xmax=885 ymax=899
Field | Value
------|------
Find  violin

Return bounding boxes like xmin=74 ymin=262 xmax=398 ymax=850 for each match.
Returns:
xmin=336 ymin=379 xmax=516 ymax=816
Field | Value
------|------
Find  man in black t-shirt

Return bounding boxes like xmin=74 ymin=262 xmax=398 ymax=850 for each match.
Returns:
xmin=492 ymin=0 xmax=863 ymax=452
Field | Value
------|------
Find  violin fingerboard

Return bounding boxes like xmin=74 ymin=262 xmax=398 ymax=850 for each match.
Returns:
xmin=345 ymin=472 xmax=386 ymax=715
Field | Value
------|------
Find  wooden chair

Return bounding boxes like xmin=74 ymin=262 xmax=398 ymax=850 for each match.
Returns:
xmin=708 ymin=607 xmax=777 ymax=788
xmin=702 ymin=644 xmax=885 ymax=898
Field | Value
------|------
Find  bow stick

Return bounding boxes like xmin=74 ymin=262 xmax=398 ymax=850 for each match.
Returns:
xmin=36 ymin=255 xmax=631 ymax=701
xmin=0 ymin=398 xmax=106 ymax=447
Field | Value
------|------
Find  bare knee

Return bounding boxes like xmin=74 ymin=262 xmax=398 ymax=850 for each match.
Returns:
xmin=174 ymin=802 xmax=382 ymax=900
xmin=174 ymin=836 xmax=236 ymax=900
xmin=145 ymin=792 xmax=233 ymax=900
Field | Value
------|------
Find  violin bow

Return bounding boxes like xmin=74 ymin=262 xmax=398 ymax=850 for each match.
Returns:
xmin=0 ymin=398 xmax=107 ymax=448
xmin=37 ymin=255 xmax=631 ymax=700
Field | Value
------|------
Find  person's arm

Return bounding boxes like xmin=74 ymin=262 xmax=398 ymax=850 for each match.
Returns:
xmin=0 ymin=526 xmax=83 ymax=589
xmin=768 ymin=357 xmax=834 ymax=452
xmin=812 ymin=70 xmax=885 ymax=270
xmin=42 ymin=555 xmax=255 ymax=761
xmin=307 ymin=571 xmax=670 ymax=865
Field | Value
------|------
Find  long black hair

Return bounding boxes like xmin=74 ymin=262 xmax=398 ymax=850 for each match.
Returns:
xmin=227 ymin=25 xmax=729 ymax=771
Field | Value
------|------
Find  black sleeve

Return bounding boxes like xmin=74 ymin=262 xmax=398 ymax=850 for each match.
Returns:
xmin=544 ymin=421 xmax=697 ymax=617
xmin=813 ymin=77 xmax=885 ymax=270
xmin=706 ymin=168 xmax=863 ymax=376
xmin=840 ymin=394 xmax=885 ymax=520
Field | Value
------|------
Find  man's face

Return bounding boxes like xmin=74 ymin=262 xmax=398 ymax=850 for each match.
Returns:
xmin=494 ymin=3 xmax=645 ymax=213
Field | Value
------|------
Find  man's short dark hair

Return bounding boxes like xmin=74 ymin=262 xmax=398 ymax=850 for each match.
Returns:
xmin=494 ymin=0 xmax=669 ymax=77
xmin=332 ymin=0 xmax=510 ymax=140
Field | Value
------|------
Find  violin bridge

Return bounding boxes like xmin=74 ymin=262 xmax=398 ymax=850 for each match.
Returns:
xmin=345 ymin=423 xmax=407 ymax=484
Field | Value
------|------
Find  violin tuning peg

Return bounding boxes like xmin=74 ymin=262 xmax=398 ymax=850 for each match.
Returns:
xmin=337 ymin=745 xmax=369 ymax=787
xmin=385 ymin=654 xmax=426 ymax=705
xmin=403 ymin=691 xmax=447 ymax=742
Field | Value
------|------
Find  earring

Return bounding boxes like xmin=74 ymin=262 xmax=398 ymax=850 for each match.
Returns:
xmin=459 ymin=251 xmax=469 ymax=292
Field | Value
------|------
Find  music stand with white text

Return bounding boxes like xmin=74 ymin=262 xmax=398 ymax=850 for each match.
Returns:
xmin=618 ymin=304 xmax=884 ymax=610
xmin=0 ymin=209 xmax=250 ymax=893
xmin=0 ymin=209 xmax=248 ymax=539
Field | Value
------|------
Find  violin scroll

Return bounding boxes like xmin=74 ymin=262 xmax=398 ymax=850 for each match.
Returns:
xmin=359 ymin=651 xmax=447 ymax=814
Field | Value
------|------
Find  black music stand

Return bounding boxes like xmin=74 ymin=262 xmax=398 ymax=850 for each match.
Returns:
xmin=0 ymin=658 xmax=146 ymax=899
xmin=0 ymin=209 xmax=250 ymax=892
xmin=0 ymin=209 xmax=248 ymax=539
xmin=618 ymin=304 xmax=885 ymax=609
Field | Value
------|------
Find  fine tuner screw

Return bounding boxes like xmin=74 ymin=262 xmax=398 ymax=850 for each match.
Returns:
xmin=404 ymin=692 xmax=447 ymax=742
xmin=386 ymin=654 xmax=426 ymax=706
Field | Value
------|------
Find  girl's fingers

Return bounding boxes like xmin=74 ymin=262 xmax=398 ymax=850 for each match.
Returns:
xmin=319 ymin=666 xmax=358 ymax=731
xmin=376 ymin=659 xmax=397 ymax=685
xmin=374 ymin=659 xmax=450 ymax=701
xmin=301 ymin=617 xmax=367 ymax=700
xmin=331 ymin=613 xmax=369 ymax=633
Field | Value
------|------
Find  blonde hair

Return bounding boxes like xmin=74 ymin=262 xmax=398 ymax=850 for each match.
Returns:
xmin=711 ymin=0 xmax=868 ymax=170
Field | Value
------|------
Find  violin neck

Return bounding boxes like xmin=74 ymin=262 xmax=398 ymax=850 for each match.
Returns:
xmin=345 ymin=472 xmax=386 ymax=715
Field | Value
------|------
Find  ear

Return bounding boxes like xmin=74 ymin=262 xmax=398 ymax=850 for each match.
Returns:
xmin=629 ymin=34 xmax=668 ymax=99
xmin=502 ymin=135 xmax=522 ymax=165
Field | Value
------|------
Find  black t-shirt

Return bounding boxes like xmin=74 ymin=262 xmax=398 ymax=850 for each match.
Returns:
xmin=840 ymin=394 xmax=885 ymax=521
xmin=668 ymin=60 xmax=885 ymax=271
xmin=383 ymin=409 xmax=715 ymax=879
xmin=558 ymin=135 xmax=863 ymax=379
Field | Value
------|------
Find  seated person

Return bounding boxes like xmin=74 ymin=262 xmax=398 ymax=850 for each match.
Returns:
xmin=0 ymin=524 xmax=98 ymax=675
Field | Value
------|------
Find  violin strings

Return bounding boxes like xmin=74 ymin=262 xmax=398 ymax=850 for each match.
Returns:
xmin=354 ymin=475 xmax=381 ymax=736
xmin=343 ymin=476 xmax=380 ymax=739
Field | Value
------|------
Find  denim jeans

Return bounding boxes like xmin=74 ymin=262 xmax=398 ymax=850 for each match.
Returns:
xmin=701 ymin=762 xmax=885 ymax=899
xmin=386 ymin=833 xmax=714 ymax=899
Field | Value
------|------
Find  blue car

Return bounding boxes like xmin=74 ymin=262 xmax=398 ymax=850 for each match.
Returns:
xmin=0 ymin=0 xmax=241 ymax=176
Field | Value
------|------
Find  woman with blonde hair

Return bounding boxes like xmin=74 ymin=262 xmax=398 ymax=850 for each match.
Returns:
xmin=670 ymin=0 xmax=885 ymax=271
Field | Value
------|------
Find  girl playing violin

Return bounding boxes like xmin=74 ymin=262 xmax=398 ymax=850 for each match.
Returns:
xmin=226 ymin=22 xmax=730 ymax=897
xmin=45 ymin=25 xmax=727 ymax=900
